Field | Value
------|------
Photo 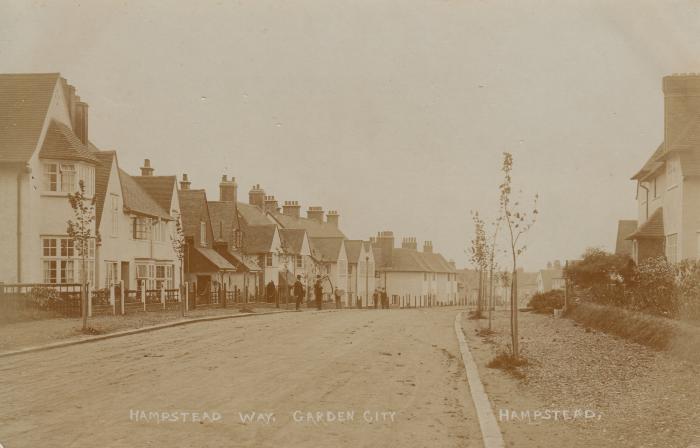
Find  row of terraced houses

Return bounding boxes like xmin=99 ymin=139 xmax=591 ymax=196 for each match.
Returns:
xmin=0 ymin=73 xmax=458 ymax=308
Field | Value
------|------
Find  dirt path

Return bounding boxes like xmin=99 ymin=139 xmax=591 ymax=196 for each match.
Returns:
xmin=0 ymin=308 xmax=483 ymax=448
xmin=463 ymin=310 xmax=700 ymax=448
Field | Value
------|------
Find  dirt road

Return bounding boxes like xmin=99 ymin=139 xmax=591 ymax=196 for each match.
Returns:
xmin=0 ymin=308 xmax=483 ymax=448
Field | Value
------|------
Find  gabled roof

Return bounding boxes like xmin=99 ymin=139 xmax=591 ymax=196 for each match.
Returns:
xmin=615 ymin=219 xmax=638 ymax=256
xmin=39 ymin=120 xmax=98 ymax=163
xmin=178 ymin=189 xmax=209 ymax=238
xmin=309 ymin=237 xmax=344 ymax=262
xmin=344 ymin=240 xmax=364 ymax=263
xmin=93 ymin=150 xmax=116 ymax=228
xmin=132 ymin=176 xmax=177 ymax=214
xmin=190 ymin=247 xmax=236 ymax=273
xmin=626 ymin=208 xmax=664 ymax=239
xmin=242 ymin=223 xmax=277 ymax=254
xmin=215 ymin=246 xmax=261 ymax=272
xmin=208 ymin=201 xmax=240 ymax=244
xmin=0 ymin=73 xmax=60 ymax=163
xmin=119 ymin=169 xmax=171 ymax=220
xmin=270 ymin=211 xmax=346 ymax=238
xmin=238 ymin=203 xmax=274 ymax=226
xmin=279 ymin=228 xmax=306 ymax=255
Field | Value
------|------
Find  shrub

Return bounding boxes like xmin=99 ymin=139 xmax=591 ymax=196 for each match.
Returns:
xmin=487 ymin=351 xmax=528 ymax=378
xmin=528 ymin=290 xmax=564 ymax=314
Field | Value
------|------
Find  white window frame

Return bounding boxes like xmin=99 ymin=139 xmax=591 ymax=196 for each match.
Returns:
xmin=200 ymin=221 xmax=207 ymax=247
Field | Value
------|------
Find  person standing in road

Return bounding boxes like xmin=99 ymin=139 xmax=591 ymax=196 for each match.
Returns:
xmin=314 ymin=276 xmax=323 ymax=310
xmin=293 ymin=275 xmax=305 ymax=311
xmin=334 ymin=287 xmax=342 ymax=309
xmin=266 ymin=280 xmax=277 ymax=307
xmin=381 ymin=288 xmax=389 ymax=309
xmin=373 ymin=289 xmax=379 ymax=309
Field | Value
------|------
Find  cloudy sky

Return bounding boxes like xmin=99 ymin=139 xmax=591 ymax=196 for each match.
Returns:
xmin=2 ymin=0 xmax=699 ymax=270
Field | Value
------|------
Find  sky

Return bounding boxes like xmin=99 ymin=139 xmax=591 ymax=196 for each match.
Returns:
xmin=2 ymin=0 xmax=700 ymax=271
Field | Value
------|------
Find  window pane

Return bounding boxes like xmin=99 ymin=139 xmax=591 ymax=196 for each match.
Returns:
xmin=43 ymin=164 xmax=57 ymax=191
xmin=61 ymin=238 xmax=74 ymax=257
xmin=60 ymin=164 xmax=76 ymax=193
xmin=43 ymin=260 xmax=57 ymax=283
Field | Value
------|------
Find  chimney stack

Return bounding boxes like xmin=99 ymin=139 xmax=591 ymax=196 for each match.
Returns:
xmin=401 ymin=237 xmax=417 ymax=250
xmin=377 ymin=231 xmax=395 ymax=267
xmin=74 ymin=101 xmax=89 ymax=145
xmin=180 ymin=173 xmax=191 ymax=190
xmin=219 ymin=175 xmax=238 ymax=203
xmin=423 ymin=240 xmax=433 ymax=253
xmin=283 ymin=201 xmax=301 ymax=218
xmin=326 ymin=210 xmax=339 ymax=227
xmin=263 ymin=195 xmax=279 ymax=213
xmin=249 ymin=184 xmax=265 ymax=209
xmin=307 ymin=206 xmax=324 ymax=223
xmin=140 ymin=159 xmax=154 ymax=176
xmin=663 ymin=74 xmax=700 ymax=151
xmin=448 ymin=260 xmax=457 ymax=270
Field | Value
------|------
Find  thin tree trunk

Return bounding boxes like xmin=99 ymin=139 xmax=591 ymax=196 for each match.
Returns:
xmin=488 ymin=265 xmax=494 ymax=330
xmin=82 ymin=255 xmax=88 ymax=330
xmin=511 ymin=267 xmax=519 ymax=358
xmin=477 ymin=269 xmax=482 ymax=316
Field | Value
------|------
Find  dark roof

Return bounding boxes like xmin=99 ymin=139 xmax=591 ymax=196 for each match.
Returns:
xmin=208 ymin=201 xmax=240 ymax=244
xmin=178 ymin=189 xmax=209 ymax=238
xmin=377 ymin=248 xmax=456 ymax=273
xmin=271 ymin=211 xmax=346 ymax=238
xmin=632 ymin=143 xmax=665 ymax=180
xmin=190 ymin=247 xmax=236 ymax=272
xmin=93 ymin=151 xmax=116 ymax=228
xmin=344 ymin=240 xmax=364 ymax=263
xmin=627 ymin=208 xmax=664 ymax=239
xmin=238 ymin=203 xmax=273 ymax=226
xmin=119 ymin=169 xmax=171 ymax=220
xmin=216 ymin=247 xmax=261 ymax=272
xmin=242 ymin=224 xmax=277 ymax=254
xmin=615 ymin=220 xmax=638 ymax=256
xmin=279 ymin=228 xmax=306 ymax=255
xmin=39 ymin=120 xmax=98 ymax=163
xmin=132 ymin=176 xmax=177 ymax=214
xmin=309 ymin=237 xmax=344 ymax=262
xmin=0 ymin=73 xmax=59 ymax=163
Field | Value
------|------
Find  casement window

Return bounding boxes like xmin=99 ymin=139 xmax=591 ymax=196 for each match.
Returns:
xmin=155 ymin=264 xmax=174 ymax=289
xmin=266 ymin=253 xmax=273 ymax=267
xmin=41 ymin=237 xmax=94 ymax=284
xmin=78 ymin=165 xmax=95 ymax=197
xmin=234 ymin=229 xmax=243 ymax=249
xmin=43 ymin=164 xmax=58 ymax=191
xmin=200 ymin=221 xmax=207 ymax=247
xmin=132 ymin=217 xmax=151 ymax=240
xmin=296 ymin=255 xmax=303 ymax=269
xmin=105 ymin=261 xmax=119 ymax=286
xmin=666 ymin=234 xmax=678 ymax=264
xmin=152 ymin=220 xmax=164 ymax=242
xmin=60 ymin=164 xmax=76 ymax=193
xmin=136 ymin=263 xmax=155 ymax=290
xmin=110 ymin=195 xmax=119 ymax=236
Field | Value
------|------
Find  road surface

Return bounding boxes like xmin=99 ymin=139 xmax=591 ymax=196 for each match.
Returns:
xmin=0 ymin=308 xmax=483 ymax=448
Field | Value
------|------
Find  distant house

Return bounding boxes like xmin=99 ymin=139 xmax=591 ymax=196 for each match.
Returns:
xmin=615 ymin=220 xmax=637 ymax=257
xmin=94 ymin=155 xmax=180 ymax=292
xmin=627 ymin=74 xmax=700 ymax=264
xmin=268 ymin=202 xmax=349 ymax=300
xmin=536 ymin=268 xmax=564 ymax=293
xmin=372 ymin=232 xmax=457 ymax=306
xmin=0 ymin=73 xmax=100 ymax=285
xmin=278 ymin=228 xmax=312 ymax=289
xmin=207 ymin=175 xmax=262 ymax=302
xmin=178 ymin=175 xmax=236 ymax=300
xmin=344 ymin=240 xmax=376 ymax=308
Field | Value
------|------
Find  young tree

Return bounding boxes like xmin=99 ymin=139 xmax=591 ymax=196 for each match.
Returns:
xmin=469 ymin=211 xmax=488 ymax=317
xmin=499 ymin=152 xmax=538 ymax=359
xmin=67 ymin=180 xmax=96 ymax=331
xmin=171 ymin=212 xmax=186 ymax=316
xmin=486 ymin=218 xmax=502 ymax=330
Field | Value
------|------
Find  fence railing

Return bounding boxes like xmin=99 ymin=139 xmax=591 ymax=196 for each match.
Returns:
xmin=1 ymin=283 xmax=83 ymax=321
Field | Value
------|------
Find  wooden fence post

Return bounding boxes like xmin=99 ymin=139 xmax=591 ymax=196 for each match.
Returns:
xmin=161 ymin=285 xmax=166 ymax=310
xmin=142 ymin=280 xmax=147 ymax=312
xmin=185 ymin=281 xmax=189 ymax=312
xmin=120 ymin=280 xmax=125 ymax=315
xmin=110 ymin=284 xmax=116 ymax=315
xmin=87 ymin=283 xmax=93 ymax=317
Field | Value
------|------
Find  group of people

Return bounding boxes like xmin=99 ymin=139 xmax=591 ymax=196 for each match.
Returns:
xmin=269 ymin=275 xmax=391 ymax=311
xmin=372 ymin=288 xmax=390 ymax=309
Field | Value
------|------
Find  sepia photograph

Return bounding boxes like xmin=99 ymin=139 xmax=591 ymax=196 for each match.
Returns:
xmin=0 ymin=1 xmax=699 ymax=447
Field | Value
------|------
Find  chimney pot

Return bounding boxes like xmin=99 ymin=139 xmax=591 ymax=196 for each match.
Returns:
xmin=140 ymin=158 xmax=154 ymax=176
xmin=180 ymin=173 xmax=191 ymax=190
